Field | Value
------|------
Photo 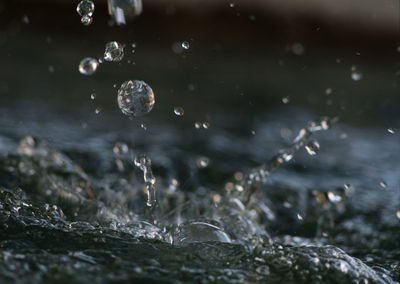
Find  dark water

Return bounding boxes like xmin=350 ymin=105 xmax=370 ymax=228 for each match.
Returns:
xmin=0 ymin=102 xmax=399 ymax=283
xmin=1 ymin=2 xmax=400 ymax=283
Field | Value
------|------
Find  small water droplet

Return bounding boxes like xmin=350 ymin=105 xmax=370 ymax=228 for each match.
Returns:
xmin=174 ymin=106 xmax=184 ymax=116
xmin=396 ymin=210 xmax=400 ymax=219
xmin=95 ymin=107 xmax=101 ymax=114
xmin=387 ymin=127 xmax=395 ymax=134
xmin=181 ymin=41 xmax=190 ymax=50
xmin=48 ymin=65 xmax=55 ymax=73
xmin=351 ymin=65 xmax=362 ymax=81
xmin=379 ymin=181 xmax=387 ymax=188
xmin=140 ymin=123 xmax=147 ymax=130
xmin=325 ymin=88 xmax=332 ymax=95
xmin=282 ymin=96 xmax=290 ymax=104
xmin=229 ymin=3 xmax=235 ymax=8
xmin=197 ymin=157 xmax=209 ymax=168
xmin=202 ymin=122 xmax=210 ymax=129
xmin=291 ymin=42 xmax=304 ymax=55
xmin=104 ymin=41 xmax=124 ymax=62
xmin=117 ymin=80 xmax=155 ymax=117
xmin=297 ymin=212 xmax=304 ymax=221
xmin=194 ymin=122 xmax=201 ymax=129
xmin=90 ymin=93 xmax=96 ymax=100
xmin=81 ymin=15 xmax=93 ymax=26
xmin=76 ymin=0 xmax=95 ymax=17
xmin=78 ymin=57 xmax=99 ymax=75
xmin=305 ymin=140 xmax=320 ymax=156
xmin=327 ymin=191 xmax=342 ymax=203
xmin=113 ymin=143 xmax=129 ymax=155
xmin=22 ymin=15 xmax=29 ymax=24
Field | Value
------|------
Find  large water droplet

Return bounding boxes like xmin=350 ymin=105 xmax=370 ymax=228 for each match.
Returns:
xmin=76 ymin=0 xmax=95 ymax=17
xmin=104 ymin=41 xmax=124 ymax=62
xmin=78 ymin=57 xmax=99 ymax=75
xmin=117 ymin=80 xmax=155 ymax=117
xmin=305 ymin=140 xmax=320 ymax=156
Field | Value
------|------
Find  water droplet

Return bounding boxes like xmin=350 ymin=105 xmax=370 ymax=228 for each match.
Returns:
xmin=174 ymin=106 xmax=184 ymax=116
xmin=78 ymin=57 xmax=99 ymax=75
xmin=117 ymin=80 xmax=155 ymax=117
xmin=108 ymin=0 xmax=142 ymax=25
xmin=351 ymin=65 xmax=362 ymax=81
xmin=113 ymin=143 xmax=128 ymax=155
xmin=305 ymin=140 xmax=320 ymax=156
xmin=282 ymin=96 xmax=290 ymax=104
xmin=327 ymin=191 xmax=342 ymax=203
xmin=104 ymin=41 xmax=124 ymax=62
xmin=76 ymin=0 xmax=95 ymax=17
xmin=181 ymin=41 xmax=190 ymax=50
xmin=396 ymin=210 xmax=400 ymax=219
xmin=379 ymin=181 xmax=387 ymax=188
xmin=81 ymin=15 xmax=93 ymax=26
xmin=194 ymin=122 xmax=201 ymax=129
xmin=197 ymin=157 xmax=209 ymax=168
xmin=48 ymin=65 xmax=55 ymax=73
xmin=387 ymin=127 xmax=395 ymax=134
xmin=229 ymin=3 xmax=235 ymax=8
xmin=297 ymin=212 xmax=304 ymax=221
xmin=90 ymin=93 xmax=96 ymax=100
xmin=325 ymin=88 xmax=332 ymax=95
xmin=344 ymin=183 xmax=351 ymax=190
xmin=140 ymin=123 xmax=147 ymax=130
xmin=95 ymin=107 xmax=101 ymax=114
xmin=202 ymin=122 xmax=210 ymax=129
xmin=22 ymin=15 xmax=29 ymax=24
xmin=291 ymin=42 xmax=304 ymax=55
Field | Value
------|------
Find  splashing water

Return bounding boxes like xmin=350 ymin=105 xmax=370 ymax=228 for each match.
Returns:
xmin=134 ymin=154 xmax=157 ymax=208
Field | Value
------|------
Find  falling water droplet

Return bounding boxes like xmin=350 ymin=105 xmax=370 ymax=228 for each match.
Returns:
xmin=95 ymin=107 xmax=101 ymax=114
xmin=350 ymin=65 xmax=362 ymax=81
xmin=325 ymin=88 xmax=332 ymax=95
xmin=140 ymin=123 xmax=147 ymax=130
xmin=327 ymin=192 xmax=342 ymax=203
xmin=229 ymin=3 xmax=235 ymax=8
xmin=297 ymin=212 xmax=304 ymax=221
xmin=104 ymin=41 xmax=124 ymax=62
xmin=194 ymin=122 xmax=201 ymax=129
xmin=396 ymin=210 xmax=400 ymax=219
xmin=113 ymin=143 xmax=129 ymax=155
xmin=305 ymin=140 xmax=320 ymax=156
xmin=117 ymin=80 xmax=155 ymax=117
xmin=81 ymin=15 xmax=93 ymax=26
xmin=181 ymin=41 xmax=190 ymax=50
xmin=197 ymin=157 xmax=209 ymax=168
xmin=174 ymin=107 xmax=184 ymax=116
xmin=76 ymin=0 xmax=95 ymax=17
xmin=22 ymin=15 xmax=30 ymax=24
xmin=202 ymin=122 xmax=210 ymax=129
xmin=78 ymin=57 xmax=99 ymax=75
xmin=90 ymin=93 xmax=96 ymax=100
xmin=387 ymin=127 xmax=395 ymax=134
xmin=379 ymin=181 xmax=387 ymax=188
xmin=282 ymin=96 xmax=290 ymax=104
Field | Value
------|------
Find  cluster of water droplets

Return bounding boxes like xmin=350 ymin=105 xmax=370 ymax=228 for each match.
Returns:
xmin=76 ymin=0 xmax=95 ymax=26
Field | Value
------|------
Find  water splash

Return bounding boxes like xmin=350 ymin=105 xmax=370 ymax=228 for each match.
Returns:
xmin=134 ymin=154 xmax=157 ymax=208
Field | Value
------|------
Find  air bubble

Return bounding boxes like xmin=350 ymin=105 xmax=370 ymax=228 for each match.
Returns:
xmin=305 ymin=140 xmax=320 ymax=156
xmin=174 ymin=107 xmax=184 ymax=116
xmin=78 ymin=57 xmax=99 ymax=75
xmin=104 ymin=41 xmax=124 ymax=62
xmin=117 ymin=80 xmax=155 ymax=117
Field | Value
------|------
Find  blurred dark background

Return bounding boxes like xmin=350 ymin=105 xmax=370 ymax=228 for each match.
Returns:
xmin=0 ymin=0 xmax=400 ymax=129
